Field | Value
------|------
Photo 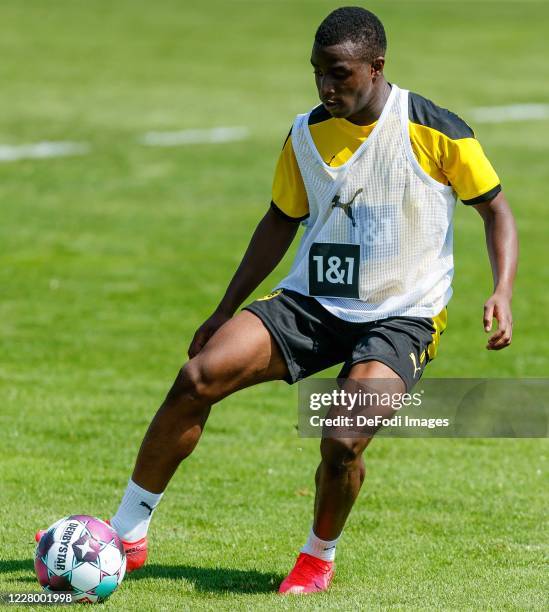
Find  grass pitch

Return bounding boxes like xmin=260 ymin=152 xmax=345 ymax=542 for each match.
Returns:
xmin=0 ymin=1 xmax=547 ymax=609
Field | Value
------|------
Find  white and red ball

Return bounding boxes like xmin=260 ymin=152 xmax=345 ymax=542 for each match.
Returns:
xmin=35 ymin=515 xmax=126 ymax=603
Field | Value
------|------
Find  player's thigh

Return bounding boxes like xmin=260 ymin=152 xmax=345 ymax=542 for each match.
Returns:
xmin=187 ymin=310 xmax=289 ymax=401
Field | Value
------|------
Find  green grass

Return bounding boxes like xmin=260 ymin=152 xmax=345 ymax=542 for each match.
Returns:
xmin=0 ymin=0 xmax=548 ymax=609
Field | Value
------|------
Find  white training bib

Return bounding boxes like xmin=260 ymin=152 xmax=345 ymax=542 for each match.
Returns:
xmin=277 ymin=85 xmax=457 ymax=322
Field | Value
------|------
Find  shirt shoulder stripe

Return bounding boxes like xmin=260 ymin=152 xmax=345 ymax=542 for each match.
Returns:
xmin=308 ymin=104 xmax=332 ymax=126
xmin=409 ymin=91 xmax=474 ymax=140
xmin=282 ymin=128 xmax=292 ymax=149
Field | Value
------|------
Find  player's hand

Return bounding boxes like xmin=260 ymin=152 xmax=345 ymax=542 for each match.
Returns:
xmin=187 ymin=310 xmax=231 ymax=358
xmin=483 ymin=292 xmax=513 ymax=350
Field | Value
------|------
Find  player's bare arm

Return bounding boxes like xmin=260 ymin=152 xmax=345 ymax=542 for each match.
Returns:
xmin=188 ymin=207 xmax=299 ymax=357
xmin=474 ymin=191 xmax=518 ymax=350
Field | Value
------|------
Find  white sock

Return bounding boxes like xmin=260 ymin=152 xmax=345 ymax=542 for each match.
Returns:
xmin=111 ymin=479 xmax=163 ymax=542
xmin=301 ymin=528 xmax=340 ymax=562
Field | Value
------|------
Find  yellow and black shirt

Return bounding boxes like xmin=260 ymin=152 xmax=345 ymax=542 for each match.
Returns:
xmin=271 ymin=91 xmax=501 ymax=221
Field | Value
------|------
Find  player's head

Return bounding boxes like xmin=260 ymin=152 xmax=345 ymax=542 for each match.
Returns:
xmin=312 ymin=7 xmax=387 ymax=119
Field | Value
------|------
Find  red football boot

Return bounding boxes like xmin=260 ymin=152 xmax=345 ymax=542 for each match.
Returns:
xmin=35 ymin=522 xmax=147 ymax=573
xmin=117 ymin=536 xmax=147 ymax=573
xmin=278 ymin=552 xmax=335 ymax=594
xmin=35 ymin=529 xmax=46 ymax=543
xmin=105 ymin=520 xmax=147 ymax=573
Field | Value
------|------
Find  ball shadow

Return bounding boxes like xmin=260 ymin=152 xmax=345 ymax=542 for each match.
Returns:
xmin=0 ymin=558 xmax=37 ymax=582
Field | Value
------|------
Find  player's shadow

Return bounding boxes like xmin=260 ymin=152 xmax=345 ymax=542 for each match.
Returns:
xmin=0 ymin=559 xmax=284 ymax=594
xmin=0 ymin=558 xmax=37 ymax=582
xmin=129 ymin=563 xmax=283 ymax=594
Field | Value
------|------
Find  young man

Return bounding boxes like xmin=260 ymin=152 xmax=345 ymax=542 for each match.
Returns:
xmin=39 ymin=6 xmax=517 ymax=595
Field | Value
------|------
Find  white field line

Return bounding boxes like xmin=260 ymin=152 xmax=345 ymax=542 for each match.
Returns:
xmin=140 ymin=126 xmax=249 ymax=147
xmin=2 ymin=103 xmax=546 ymax=163
xmin=0 ymin=141 xmax=90 ymax=162
xmin=470 ymin=104 xmax=549 ymax=124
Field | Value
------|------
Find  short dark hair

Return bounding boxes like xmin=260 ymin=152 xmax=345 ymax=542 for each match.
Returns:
xmin=315 ymin=6 xmax=387 ymax=63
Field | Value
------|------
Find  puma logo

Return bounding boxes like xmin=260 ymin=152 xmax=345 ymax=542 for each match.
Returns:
xmin=139 ymin=501 xmax=156 ymax=516
xmin=331 ymin=188 xmax=363 ymax=227
xmin=409 ymin=352 xmax=422 ymax=378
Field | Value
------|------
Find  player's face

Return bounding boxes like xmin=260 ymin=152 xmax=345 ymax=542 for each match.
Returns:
xmin=311 ymin=41 xmax=382 ymax=121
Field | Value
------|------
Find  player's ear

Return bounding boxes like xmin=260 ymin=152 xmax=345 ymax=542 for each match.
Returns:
xmin=370 ymin=57 xmax=385 ymax=79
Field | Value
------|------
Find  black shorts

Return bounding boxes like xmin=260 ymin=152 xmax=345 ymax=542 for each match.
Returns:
xmin=244 ymin=289 xmax=442 ymax=391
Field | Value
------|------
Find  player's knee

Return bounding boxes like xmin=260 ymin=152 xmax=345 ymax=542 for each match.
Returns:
xmin=320 ymin=438 xmax=367 ymax=475
xmin=167 ymin=360 xmax=221 ymax=406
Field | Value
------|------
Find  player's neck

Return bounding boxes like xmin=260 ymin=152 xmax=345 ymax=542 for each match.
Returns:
xmin=346 ymin=79 xmax=391 ymax=126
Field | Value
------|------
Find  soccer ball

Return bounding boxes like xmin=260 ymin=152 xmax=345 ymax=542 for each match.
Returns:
xmin=34 ymin=515 xmax=126 ymax=603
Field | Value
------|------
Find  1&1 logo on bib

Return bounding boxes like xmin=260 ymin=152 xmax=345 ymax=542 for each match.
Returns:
xmin=308 ymin=243 xmax=360 ymax=298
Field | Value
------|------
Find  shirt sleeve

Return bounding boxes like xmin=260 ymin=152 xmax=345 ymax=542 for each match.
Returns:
xmin=271 ymin=132 xmax=310 ymax=220
xmin=439 ymin=135 xmax=501 ymax=204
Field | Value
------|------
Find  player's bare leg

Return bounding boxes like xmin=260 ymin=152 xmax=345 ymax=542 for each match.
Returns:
xmin=109 ymin=310 xmax=288 ymax=570
xmin=132 ymin=310 xmax=288 ymax=492
xmin=313 ymin=361 xmax=404 ymax=539
xmin=279 ymin=361 xmax=404 ymax=594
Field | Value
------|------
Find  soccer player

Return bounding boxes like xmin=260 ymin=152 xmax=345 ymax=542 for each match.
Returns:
xmin=41 ymin=6 xmax=518 ymax=594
